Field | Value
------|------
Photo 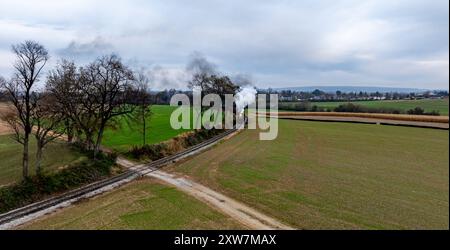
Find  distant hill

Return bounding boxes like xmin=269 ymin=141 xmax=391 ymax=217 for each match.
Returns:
xmin=271 ymin=86 xmax=430 ymax=93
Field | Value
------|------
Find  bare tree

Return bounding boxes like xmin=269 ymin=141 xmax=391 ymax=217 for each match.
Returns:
xmin=130 ymin=71 xmax=152 ymax=145
xmin=188 ymin=72 xmax=212 ymax=94
xmin=188 ymin=73 xmax=213 ymax=129
xmin=0 ymin=77 xmax=7 ymax=101
xmin=207 ymin=75 xmax=238 ymax=101
xmin=83 ymin=55 xmax=135 ymax=157
xmin=0 ymin=76 xmax=5 ymax=91
xmin=188 ymin=73 xmax=238 ymax=128
xmin=32 ymin=93 xmax=65 ymax=175
xmin=48 ymin=55 xmax=136 ymax=157
xmin=1 ymin=41 xmax=48 ymax=179
xmin=46 ymin=60 xmax=80 ymax=143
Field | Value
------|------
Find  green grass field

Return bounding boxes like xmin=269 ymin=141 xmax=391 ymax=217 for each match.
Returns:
xmin=0 ymin=105 xmax=192 ymax=184
xmin=21 ymin=178 xmax=244 ymax=229
xmin=167 ymin=120 xmax=449 ymax=229
xmin=280 ymin=99 xmax=449 ymax=115
xmin=0 ymin=135 xmax=85 ymax=186
xmin=102 ymin=105 xmax=192 ymax=152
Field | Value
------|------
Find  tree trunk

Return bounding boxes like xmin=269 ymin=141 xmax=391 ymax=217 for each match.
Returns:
xmin=142 ymin=112 xmax=146 ymax=145
xmin=67 ymin=132 xmax=73 ymax=143
xmin=64 ymin=119 xmax=73 ymax=143
xmin=84 ymin=131 xmax=94 ymax=151
xmin=36 ymin=141 xmax=43 ymax=176
xmin=94 ymin=126 xmax=105 ymax=159
xmin=75 ymin=129 xmax=82 ymax=143
xmin=22 ymin=135 xmax=29 ymax=179
xmin=66 ymin=120 xmax=73 ymax=143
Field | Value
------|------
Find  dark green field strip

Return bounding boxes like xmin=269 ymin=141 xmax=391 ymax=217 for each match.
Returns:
xmin=280 ymin=99 xmax=449 ymax=115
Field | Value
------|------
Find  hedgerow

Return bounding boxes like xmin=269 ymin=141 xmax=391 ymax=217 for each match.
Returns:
xmin=128 ymin=129 xmax=223 ymax=160
xmin=0 ymin=152 xmax=117 ymax=213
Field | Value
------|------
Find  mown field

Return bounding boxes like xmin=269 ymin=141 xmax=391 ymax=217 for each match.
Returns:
xmin=0 ymin=135 xmax=85 ymax=186
xmin=102 ymin=105 xmax=192 ymax=152
xmin=21 ymin=178 xmax=244 ymax=229
xmin=167 ymin=119 xmax=449 ymax=229
xmin=280 ymin=99 xmax=449 ymax=115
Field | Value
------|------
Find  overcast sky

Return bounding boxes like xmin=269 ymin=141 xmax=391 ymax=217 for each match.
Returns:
xmin=0 ymin=0 xmax=448 ymax=90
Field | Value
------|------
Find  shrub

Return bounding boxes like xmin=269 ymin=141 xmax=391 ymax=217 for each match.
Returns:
xmin=333 ymin=103 xmax=403 ymax=114
xmin=279 ymin=102 xmax=312 ymax=112
xmin=129 ymin=143 xmax=169 ymax=160
xmin=407 ymin=107 xmax=425 ymax=115
xmin=311 ymin=105 xmax=326 ymax=112
xmin=425 ymin=110 xmax=440 ymax=116
xmin=407 ymin=107 xmax=440 ymax=116
xmin=128 ymin=129 xmax=224 ymax=160
xmin=334 ymin=103 xmax=364 ymax=113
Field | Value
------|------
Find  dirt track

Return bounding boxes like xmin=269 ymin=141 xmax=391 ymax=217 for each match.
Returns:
xmin=115 ymin=130 xmax=293 ymax=230
xmin=118 ymin=158 xmax=294 ymax=230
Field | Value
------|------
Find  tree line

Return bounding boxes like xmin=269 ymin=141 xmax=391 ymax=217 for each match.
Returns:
xmin=0 ymin=41 xmax=152 ymax=180
xmin=262 ymin=88 xmax=449 ymax=102
xmin=0 ymin=40 xmax=240 ymax=181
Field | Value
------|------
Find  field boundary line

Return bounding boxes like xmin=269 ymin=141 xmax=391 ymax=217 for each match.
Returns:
xmin=259 ymin=111 xmax=449 ymax=123
xmin=260 ymin=115 xmax=449 ymax=130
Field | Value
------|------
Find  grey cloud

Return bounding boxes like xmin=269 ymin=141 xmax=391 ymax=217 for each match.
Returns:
xmin=231 ymin=74 xmax=254 ymax=87
xmin=58 ymin=37 xmax=114 ymax=59
xmin=186 ymin=52 xmax=217 ymax=76
xmin=0 ymin=0 xmax=448 ymax=89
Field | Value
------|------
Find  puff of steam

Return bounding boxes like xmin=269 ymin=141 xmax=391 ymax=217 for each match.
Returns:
xmin=235 ymin=86 xmax=257 ymax=115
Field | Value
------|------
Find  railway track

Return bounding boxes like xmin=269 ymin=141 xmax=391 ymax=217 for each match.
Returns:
xmin=0 ymin=128 xmax=238 ymax=227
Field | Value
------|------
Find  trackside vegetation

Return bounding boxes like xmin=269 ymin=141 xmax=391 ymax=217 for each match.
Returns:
xmin=127 ymin=128 xmax=223 ymax=161
xmin=0 ymin=149 xmax=118 ymax=213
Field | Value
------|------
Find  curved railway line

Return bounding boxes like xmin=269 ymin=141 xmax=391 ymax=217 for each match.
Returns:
xmin=0 ymin=128 xmax=238 ymax=228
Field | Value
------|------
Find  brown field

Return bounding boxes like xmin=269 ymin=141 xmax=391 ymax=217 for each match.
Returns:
xmin=0 ymin=121 xmax=12 ymax=135
xmin=0 ymin=102 xmax=10 ymax=112
xmin=259 ymin=111 xmax=449 ymax=123
xmin=0 ymin=103 xmax=13 ymax=135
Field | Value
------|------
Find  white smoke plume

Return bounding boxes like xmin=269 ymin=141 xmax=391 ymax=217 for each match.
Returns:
xmin=235 ymin=86 xmax=257 ymax=116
